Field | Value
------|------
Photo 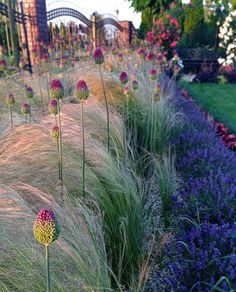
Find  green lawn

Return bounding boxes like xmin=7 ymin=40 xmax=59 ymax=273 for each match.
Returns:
xmin=180 ymin=82 xmax=236 ymax=134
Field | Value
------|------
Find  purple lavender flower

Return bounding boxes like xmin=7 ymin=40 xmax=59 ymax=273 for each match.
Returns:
xmin=33 ymin=208 xmax=60 ymax=246
xmin=75 ymin=80 xmax=89 ymax=100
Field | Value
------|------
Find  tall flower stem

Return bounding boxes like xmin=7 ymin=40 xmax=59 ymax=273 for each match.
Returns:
xmin=45 ymin=245 xmax=50 ymax=292
xmin=120 ymin=84 xmax=126 ymax=156
xmin=9 ymin=106 xmax=13 ymax=131
xmin=58 ymin=103 xmax=63 ymax=184
xmin=56 ymin=138 xmax=61 ymax=182
xmin=99 ymin=64 xmax=110 ymax=151
xmin=37 ymin=66 xmax=44 ymax=113
xmin=81 ymin=100 xmax=85 ymax=196
xmin=28 ymin=99 xmax=32 ymax=124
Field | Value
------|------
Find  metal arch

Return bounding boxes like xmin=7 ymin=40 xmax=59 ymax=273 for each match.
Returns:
xmin=96 ymin=18 xmax=123 ymax=32
xmin=47 ymin=7 xmax=92 ymax=28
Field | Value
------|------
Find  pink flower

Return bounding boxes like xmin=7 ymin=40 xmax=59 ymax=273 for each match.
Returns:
xmin=149 ymin=69 xmax=157 ymax=80
xmin=50 ymin=79 xmax=64 ymax=100
xmin=75 ymin=80 xmax=89 ymax=100
xmin=119 ymin=71 xmax=129 ymax=84
xmin=0 ymin=59 xmax=7 ymax=71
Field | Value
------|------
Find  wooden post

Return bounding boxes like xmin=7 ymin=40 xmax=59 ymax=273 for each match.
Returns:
xmin=7 ymin=0 xmax=19 ymax=65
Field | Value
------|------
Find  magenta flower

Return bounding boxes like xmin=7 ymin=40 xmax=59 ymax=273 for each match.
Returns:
xmin=132 ymin=80 xmax=138 ymax=91
xmin=146 ymin=52 xmax=156 ymax=62
xmin=149 ymin=69 xmax=157 ymax=80
xmin=41 ymin=53 xmax=49 ymax=64
xmin=33 ymin=208 xmax=60 ymax=246
xmin=75 ymin=80 xmax=89 ymax=100
xmin=124 ymin=85 xmax=130 ymax=96
xmin=93 ymin=48 xmax=104 ymax=65
xmin=51 ymin=125 xmax=60 ymax=140
xmin=0 ymin=59 xmax=7 ymax=71
xmin=50 ymin=79 xmax=64 ymax=100
xmin=6 ymin=93 xmax=15 ymax=106
xmin=19 ymin=59 xmax=25 ymax=69
xmin=119 ymin=71 xmax=129 ymax=85
xmin=25 ymin=86 xmax=34 ymax=99
xmin=21 ymin=103 xmax=30 ymax=115
xmin=49 ymin=99 xmax=58 ymax=115
xmin=111 ymin=47 xmax=117 ymax=55
xmin=117 ymin=53 xmax=123 ymax=63
xmin=137 ymin=48 xmax=146 ymax=59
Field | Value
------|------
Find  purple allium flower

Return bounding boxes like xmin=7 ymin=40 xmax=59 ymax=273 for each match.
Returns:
xmin=155 ymin=83 xmax=161 ymax=94
xmin=25 ymin=86 xmax=34 ymax=99
xmin=119 ymin=71 xmax=128 ymax=85
xmin=93 ymin=47 xmax=104 ymax=65
xmin=41 ymin=53 xmax=49 ymax=64
xmin=137 ymin=48 xmax=146 ymax=59
xmin=6 ymin=93 xmax=15 ymax=106
xmin=117 ymin=53 xmax=123 ymax=63
xmin=21 ymin=103 xmax=30 ymax=115
xmin=75 ymin=80 xmax=89 ymax=101
xmin=153 ymin=92 xmax=160 ymax=102
xmin=124 ymin=85 xmax=130 ymax=96
xmin=132 ymin=80 xmax=138 ymax=90
xmin=111 ymin=47 xmax=117 ymax=55
xmin=33 ymin=208 xmax=60 ymax=246
xmin=31 ymin=47 xmax=38 ymax=58
xmin=49 ymin=99 xmax=58 ymax=115
xmin=19 ymin=59 xmax=25 ymax=69
xmin=50 ymin=79 xmax=64 ymax=100
xmin=0 ymin=59 xmax=7 ymax=71
xmin=50 ymin=125 xmax=60 ymax=140
xmin=146 ymin=52 xmax=156 ymax=62
xmin=149 ymin=69 xmax=157 ymax=80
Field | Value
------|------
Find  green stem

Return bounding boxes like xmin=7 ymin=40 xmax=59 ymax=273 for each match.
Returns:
xmin=56 ymin=139 xmax=61 ymax=182
xmin=58 ymin=102 xmax=63 ymax=184
xmin=29 ymin=99 xmax=31 ymax=125
xmin=120 ymin=84 xmax=126 ymax=156
xmin=81 ymin=101 xmax=85 ymax=196
xmin=45 ymin=245 xmax=50 ymax=292
xmin=99 ymin=65 xmax=110 ymax=151
xmin=37 ymin=66 xmax=44 ymax=113
xmin=45 ymin=70 xmax=50 ymax=101
xmin=9 ymin=106 xmax=13 ymax=131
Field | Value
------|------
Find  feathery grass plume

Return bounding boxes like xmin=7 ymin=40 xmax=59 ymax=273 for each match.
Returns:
xmin=33 ymin=208 xmax=60 ymax=292
xmin=25 ymin=86 xmax=34 ymax=124
xmin=50 ymin=79 xmax=64 ymax=184
xmin=75 ymin=79 xmax=89 ymax=196
xmin=94 ymin=47 xmax=110 ymax=151
xmin=6 ymin=93 xmax=15 ymax=131
xmin=51 ymin=125 xmax=61 ymax=181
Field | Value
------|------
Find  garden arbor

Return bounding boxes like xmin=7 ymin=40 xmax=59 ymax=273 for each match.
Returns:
xmin=19 ymin=0 xmax=135 ymax=54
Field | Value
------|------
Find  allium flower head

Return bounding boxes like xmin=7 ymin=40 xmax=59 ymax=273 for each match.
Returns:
xmin=93 ymin=48 xmax=104 ymax=65
xmin=25 ymin=86 xmax=34 ymax=99
xmin=153 ymin=92 xmax=160 ymax=102
xmin=51 ymin=125 xmax=60 ymax=140
xmin=75 ymin=80 xmax=89 ymax=100
xmin=132 ymin=80 xmax=138 ymax=90
xmin=137 ymin=48 xmax=146 ymax=59
xmin=49 ymin=99 xmax=58 ymax=115
xmin=117 ymin=53 xmax=123 ymax=63
xmin=19 ymin=59 xmax=25 ymax=69
xmin=149 ymin=69 xmax=157 ymax=80
xmin=119 ymin=71 xmax=128 ymax=84
xmin=124 ymin=85 xmax=130 ymax=96
xmin=0 ymin=59 xmax=7 ymax=71
xmin=146 ymin=52 xmax=156 ymax=62
xmin=155 ymin=83 xmax=161 ymax=94
xmin=50 ymin=79 xmax=64 ymax=100
xmin=21 ymin=103 xmax=30 ymax=115
xmin=6 ymin=93 xmax=15 ymax=106
xmin=111 ymin=47 xmax=117 ymax=55
xmin=33 ymin=208 xmax=60 ymax=246
xmin=31 ymin=47 xmax=38 ymax=58
xmin=41 ymin=53 xmax=49 ymax=64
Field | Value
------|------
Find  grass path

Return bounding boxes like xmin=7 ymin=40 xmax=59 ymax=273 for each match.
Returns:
xmin=180 ymin=82 xmax=236 ymax=133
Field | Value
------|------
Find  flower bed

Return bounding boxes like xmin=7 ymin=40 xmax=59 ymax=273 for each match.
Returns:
xmin=160 ymin=90 xmax=236 ymax=291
